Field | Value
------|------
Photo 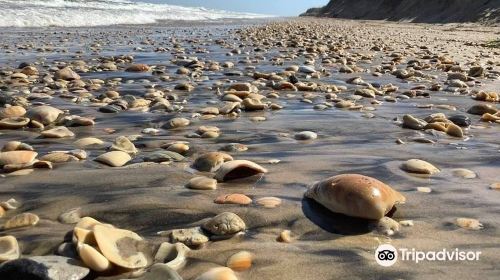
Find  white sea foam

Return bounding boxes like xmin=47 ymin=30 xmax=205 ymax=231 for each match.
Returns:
xmin=0 ymin=0 xmax=271 ymax=27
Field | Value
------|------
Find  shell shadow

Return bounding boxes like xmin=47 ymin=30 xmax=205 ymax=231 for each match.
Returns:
xmin=301 ymin=197 xmax=373 ymax=235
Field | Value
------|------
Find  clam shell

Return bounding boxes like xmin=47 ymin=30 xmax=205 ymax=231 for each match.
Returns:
xmin=0 ymin=106 xmax=26 ymax=118
xmin=226 ymin=251 xmax=253 ymax=272
xmin=0 ymin=235 xmax=20 ymax=262
xmin=0 ymin=151 xmax=37 ymax=166
xmin=41 ymin=126 xmax=75 ymax=138
xmin=3 ymin=213 xmax=39 ymax=229
xmin=195 ymin=267 xmax=238 ymax=280
xmin=77 ymin=243 xmax=113 ymax=272
xmin=93 ymin=224 xmax=151 ymax=269
xmin=214 ymin=160 xmax=267 ymax=182
xmin=214 ymin=194 xmax=252 ymax=205
xmin=305 ymin=174 xmax=406 ymax=220
xmin=0 ymin=117 xmax=30 ymax=129
xmin=401 ymin=159 xmax=440 ymax=175
xmin=154 ymin=242 xmax=190 ymax=271
xmin=94 ymin=151 xmax=131 ymax=167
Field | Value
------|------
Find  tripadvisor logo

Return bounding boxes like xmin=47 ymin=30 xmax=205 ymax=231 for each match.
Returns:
xmin=375 ymin=244 xmax=482 ymax=267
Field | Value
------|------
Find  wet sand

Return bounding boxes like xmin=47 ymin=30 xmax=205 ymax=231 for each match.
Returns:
xmin=0 ymin=18 xmax=499 ymax=279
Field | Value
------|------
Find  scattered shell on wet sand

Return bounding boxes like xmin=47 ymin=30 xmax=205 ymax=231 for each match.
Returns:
xmin=305 ymin=174 xmax=406 ymax=220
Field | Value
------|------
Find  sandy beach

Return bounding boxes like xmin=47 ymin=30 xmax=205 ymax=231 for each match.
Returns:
xmin=0 ymin=17 xmax=499 ymax=279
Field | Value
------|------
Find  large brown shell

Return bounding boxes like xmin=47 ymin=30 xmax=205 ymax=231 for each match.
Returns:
xmin=305 ymin=174 xmax=406 ymax=220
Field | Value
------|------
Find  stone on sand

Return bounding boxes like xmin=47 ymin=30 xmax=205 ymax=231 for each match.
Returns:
xmin=373 ymin=217 xmax=400 ymax=236
xmin=192 ymin=152 xmax=233 ymax=172
xmin=294 ymin=131 xmax=317 ymax=140
xmin=134 ymin=263 xmax=182 ymax=280
xmin=126 ymin=64 xmax=150 ymax=72
xmin=26 ymin=105 xmax=63 ymax=125
xmin=202 ymin=212 xmax=246 ymax=236
xmin=169 ymin=227 xmax=209 ymax=247
xmin=58 ymin=208 xmax=82 ymax=224
xmin=0 ymin=256 xmax=90 ymax=280
xmin=305 ymin=174 xmax=406 ymax=220
xmin=55 ymin=67 xmax=81 ymax=80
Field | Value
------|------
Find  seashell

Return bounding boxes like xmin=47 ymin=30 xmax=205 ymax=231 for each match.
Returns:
xmin=0 ymin=198 xmax=21 ymax=210
xmin=94 ymin=151 xmax=131 ymax=167
xmin=195 ymin=267 xmax=238 ymax=280
xmin=33 ymin=161 xmax=53 ymax=169
xmin=452 ymin=168 xmax=476 ymax=179
xmin=0 ymin=151 xmax=37 ymax=166
xmin=0 ymin=106 xmax=26 ymax=118
xmin=226 ymin=251 xmax=253 ymax=272
xmin=277 ymin=230 xmax=292 ymax=243
xmin=40 ymin=152 xmax=79 ymax=163
xmin=0 ymin=235 xmax=20 ymax=262
xmin=154 ymin=242 xmax=190 ymax=271
xmin=214 ymin=194 xmax=252 ymax=205
xmin=214 ymin=160 xmax=267 ymax=182
xmin=73 ymin=227 xmax=97 ymax=246
xmin=74 ymin=137 xmax=104 ymax=148
xmin=41 ymin=126 xmax=75 ymax=138
xmin=186 ymin=177 xmax=217 ymax=190
xmin=93 ymin=224 xmax=151 ymax=269
xmin=401 ymin=159 xmax=440 ymax=175
xmin=255 ymin=197 xmax=282 ymax=208
xmin=372 ymin=217 xmax=400 ymax=236
xmin=77 ymin=243 xmax=113 ymax=272
xmin=166 ymin=143 xmax=189 ymax=154
xmin=3 ymin=213 xmax=39 ymax=229
xmin=455 ymin=218 xmax=483 ymax=230
xmin=75 ymin=217 xmax=103 ymax=230
xmin=305 ymin=174 xmax=406 ymax=220
xmin=163 ymin=117 xmax=190 ymax=129
xmin=0 ymin=117 xmax=30 ymax=129
xmin=202 ymin=212 xmax=246 ymax=236
xmin=1 ymin=141 xmax=33 ymax=152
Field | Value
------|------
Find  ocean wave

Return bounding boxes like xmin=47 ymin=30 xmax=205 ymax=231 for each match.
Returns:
xmin=0 ymin=0 xmax=271 ymax=27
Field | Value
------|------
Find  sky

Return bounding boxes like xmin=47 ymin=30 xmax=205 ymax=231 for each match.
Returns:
xmin=134 ymin=0 xmax=329 ymax=16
